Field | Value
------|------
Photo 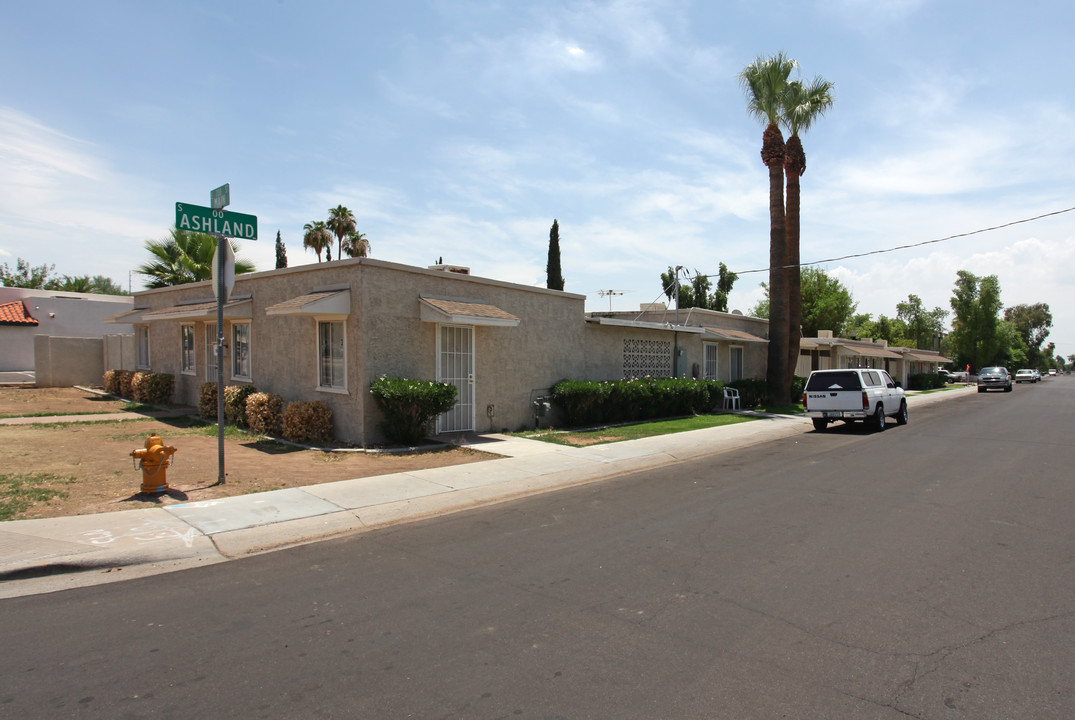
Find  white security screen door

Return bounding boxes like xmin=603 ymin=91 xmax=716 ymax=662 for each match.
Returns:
xmin=437 ymin=324 xmax=474 ymax=433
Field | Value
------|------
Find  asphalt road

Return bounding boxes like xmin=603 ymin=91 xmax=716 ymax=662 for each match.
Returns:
xmin=2 ymin=379 xmax=1073 ymax=719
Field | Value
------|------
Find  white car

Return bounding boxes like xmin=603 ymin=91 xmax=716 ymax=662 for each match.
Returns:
xmin=1015 ymin=369 xmax=1037 ymax=383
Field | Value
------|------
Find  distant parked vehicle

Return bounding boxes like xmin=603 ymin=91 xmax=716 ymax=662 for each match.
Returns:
xmin=1015 ymin=369 xmax=1038 ymax=383
xmin=977 ymin=367 xmax=1013 ymax=393
xmin=1049 ymin=369 xmax=1058 ymax=376
xmin=946 ymin=369 xmax=969 ymax=383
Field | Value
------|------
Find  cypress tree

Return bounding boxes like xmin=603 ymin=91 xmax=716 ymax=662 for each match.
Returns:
xmin=275 ymin=230 xmax=287 ymax=269
xmin=546 ymin=219 xmax=565 ymax=290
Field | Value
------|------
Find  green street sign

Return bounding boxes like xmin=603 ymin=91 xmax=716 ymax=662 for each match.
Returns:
xmin=210 ymin=183 xmax=230 ymax=210
xmin=175 ymin=202 xmax=257 ymax=240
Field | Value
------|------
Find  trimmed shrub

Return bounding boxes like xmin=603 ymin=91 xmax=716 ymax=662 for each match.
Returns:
xmin=791 ymin=375 xmax=807 ymax=402
xmin=908 ymin=372 xmax=946 ymax=390
xmin=369 ymin=376 xmax=458 ymax=445
xmin=199 ymin=382 xmax=218 ymax=420
xmin=281 ymin=400 xmax=334 ymax=444
xmin=102 ymin=369 xmax=127 ymax=396
xmin=113 ymin=370 xmax=135 ymax=400
xmin=549 ymin=379 xmax=612 ymax=426
xmin=728 ymin=378 xmax=767 ymax=408
xmin=134 ymin=372 xmax=174 ymax=406
xmin=130 ymin=371 xmax=150 ymax=402
xmin=246 ymin=392 xmax=284 ymax=436
xmin=550 ymin=377 xmax=723 ymax=427
xmin=224 ymin=384 xmax=259 ymax=427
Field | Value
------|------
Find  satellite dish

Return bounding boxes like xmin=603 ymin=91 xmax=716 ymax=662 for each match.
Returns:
xmin=731 ymin=309 xmax=743 ymax=315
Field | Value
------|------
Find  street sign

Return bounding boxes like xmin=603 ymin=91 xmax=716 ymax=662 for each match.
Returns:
xmin=210 ymin=183 xmax=230 ymax=210
xmin=175 ymin=202 xmax=257 ymax=240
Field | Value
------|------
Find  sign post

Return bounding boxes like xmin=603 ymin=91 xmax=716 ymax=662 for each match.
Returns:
xmin=176 ymin=186 xmax=256 ymax=486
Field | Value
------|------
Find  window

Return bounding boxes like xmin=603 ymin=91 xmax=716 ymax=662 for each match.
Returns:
xmin=205 ymin=324 xmax=219 ymax=380
xmin=180 ymin=325 xmax=195 ymax=374
xmin=232 ymin=322 xmax=251 ymax=380
xmin=729 ymin=346 xmax=744 ymax=382
xmin=136 ymin=325 xmax=150 ymax=369
xmin=703 ymin=343 xmax=718 ymax=380
xmin=317 ymin=320 xmax=346 ymax=390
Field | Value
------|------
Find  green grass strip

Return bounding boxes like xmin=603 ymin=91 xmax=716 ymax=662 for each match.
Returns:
xmin=520 ymin=412 xmax=759 ymax=447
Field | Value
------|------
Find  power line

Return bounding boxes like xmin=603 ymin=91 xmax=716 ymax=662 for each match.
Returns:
xmin=724 ymin=205 xmax=1075 ymax=277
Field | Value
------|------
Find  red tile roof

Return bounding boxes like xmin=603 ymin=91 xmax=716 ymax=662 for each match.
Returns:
xmin=0 ymin=300 xmax=38 ymax=326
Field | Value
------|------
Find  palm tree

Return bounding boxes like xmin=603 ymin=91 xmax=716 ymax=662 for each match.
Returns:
xmin=136 ymin=229 xmax=254 ymax=288
xmin=342 ymin=230 xmax=371 ymax=258
xmin=739 ymin=52 xmax=797 ymax=405
xmin=303 ymin=220 xmax=332 ymax=262
xmin=326 ymin=205 xmax=356 ymax=260
xmin=781 ymin=75 xmax=835 ymax=388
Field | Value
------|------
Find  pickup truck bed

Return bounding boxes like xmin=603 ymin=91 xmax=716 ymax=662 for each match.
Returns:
xmin=802 ymin=368 xmax=908 ymax=432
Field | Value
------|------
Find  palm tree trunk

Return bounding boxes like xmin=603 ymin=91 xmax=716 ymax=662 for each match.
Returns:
xmin=762 ymin=123 xmax=790 ymax=405
xmin=784 ymin=134 xmax=805 ymax=390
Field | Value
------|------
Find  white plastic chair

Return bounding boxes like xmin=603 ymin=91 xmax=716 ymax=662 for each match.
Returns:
xmin=722 ymin=386 xmax=741 ymax=410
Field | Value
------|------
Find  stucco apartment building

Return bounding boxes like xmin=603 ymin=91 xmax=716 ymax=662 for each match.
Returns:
xmin=113 ymin=258 xmax=771 ymax=445
xmin=796 ymin=330 xmax=950 ymax=387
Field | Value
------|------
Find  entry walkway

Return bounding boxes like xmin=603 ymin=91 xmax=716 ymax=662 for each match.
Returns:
xmin=0 ymin=388 xmax=973 ymax=597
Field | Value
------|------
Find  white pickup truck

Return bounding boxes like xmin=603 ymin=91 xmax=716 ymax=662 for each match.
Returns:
xmin=802 ymin=368 xmax=908 ymax=432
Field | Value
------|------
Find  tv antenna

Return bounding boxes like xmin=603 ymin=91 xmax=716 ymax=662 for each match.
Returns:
xmin=596 ymin=289 xmax=631 ymax=312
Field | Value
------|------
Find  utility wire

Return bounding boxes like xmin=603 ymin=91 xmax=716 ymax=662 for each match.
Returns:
xmin=722 ymin=205 xmax=1075 ymax=277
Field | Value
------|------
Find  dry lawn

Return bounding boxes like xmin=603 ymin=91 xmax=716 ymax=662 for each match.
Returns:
xmin=0 ymin=387 xmax=493 ymax=520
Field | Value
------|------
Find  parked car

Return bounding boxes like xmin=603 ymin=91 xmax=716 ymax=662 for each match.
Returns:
xmin=1033 ymin=370 xmax=1042 ymax=381
xmin=977 ymin=366 xmax=1013 ymax=392
xmin=802 ymin=368 xmax=907 ymax=432
xmin=1015 ymin=369 xmax=1038 ymax=383
xmin=1049 ymin=369 xmax=1058 ymax=376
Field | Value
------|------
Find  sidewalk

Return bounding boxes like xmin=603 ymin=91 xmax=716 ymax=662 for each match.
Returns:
xmin=0 ymin=387 xmax=973 ymax=598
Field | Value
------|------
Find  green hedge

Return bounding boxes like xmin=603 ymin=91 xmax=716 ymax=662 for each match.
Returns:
xmin=550 ymin=377 xmax=724 ymax=427
xmin=370 ymin=377 xmax=458 ymax=445
xmin=908 ymin=372 xmax=947 ymax=390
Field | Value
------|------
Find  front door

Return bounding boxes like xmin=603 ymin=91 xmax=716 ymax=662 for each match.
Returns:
xmin=437 ymin=324 xmax=474 ymax=433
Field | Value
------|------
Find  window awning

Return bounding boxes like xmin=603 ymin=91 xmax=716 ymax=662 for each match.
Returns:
xmin=903 ymin=351 xmax=951 ymax=363
xmin=0 ymin=300 xmax=38 ymax=326
xmin=702 ymin=326 xmax=768 ymax=343
xmin=266 ymin=289 xmax=350 ymax=318
xmin=140 ymin=297 xmax=252 ymax=322
xmin=419 ymin=296 xmax=520 ymax=327
xmin=840 ymin=344 xmax=902 ymax=359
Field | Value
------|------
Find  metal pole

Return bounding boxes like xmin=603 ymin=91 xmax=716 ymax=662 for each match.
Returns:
xmin=215 ymin=235 xmax=226 ymax=486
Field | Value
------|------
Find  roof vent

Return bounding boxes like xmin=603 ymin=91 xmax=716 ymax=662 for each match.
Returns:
xmin=818 ymin=330 xmax=834 ymax=339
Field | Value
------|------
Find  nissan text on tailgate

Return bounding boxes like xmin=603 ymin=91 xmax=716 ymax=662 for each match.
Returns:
xmin=802 ymin=368 xmax=908 ymax=432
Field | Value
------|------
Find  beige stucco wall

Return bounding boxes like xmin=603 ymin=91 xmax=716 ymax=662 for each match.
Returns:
xmin=33 ymin=336 xmax=105 ymax=387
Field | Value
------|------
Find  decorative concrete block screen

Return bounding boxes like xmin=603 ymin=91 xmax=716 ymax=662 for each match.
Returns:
xmin=622 ymin=338 xmax=671 ymax=379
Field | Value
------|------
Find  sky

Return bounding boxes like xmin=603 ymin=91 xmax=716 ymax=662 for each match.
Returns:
xmin=2 ymin=0 xmax=1073 ymax=360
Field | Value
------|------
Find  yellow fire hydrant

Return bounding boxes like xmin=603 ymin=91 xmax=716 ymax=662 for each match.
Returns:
xmin=130 ymin=434 xmax=178 ymax=494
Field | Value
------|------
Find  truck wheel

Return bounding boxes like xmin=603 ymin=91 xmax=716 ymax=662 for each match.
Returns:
xmin=896 ymin=401 xmax=908 ymax=425
xmin=872 ymin=405 xmax=886 ymax=432
xmin=812 ymin=418 xmax=828 ymax=431
xmin=1004 ymin=384 xmax=1013 ymax=392
xmin=977 ymin=386 xmax=985 ymax=393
